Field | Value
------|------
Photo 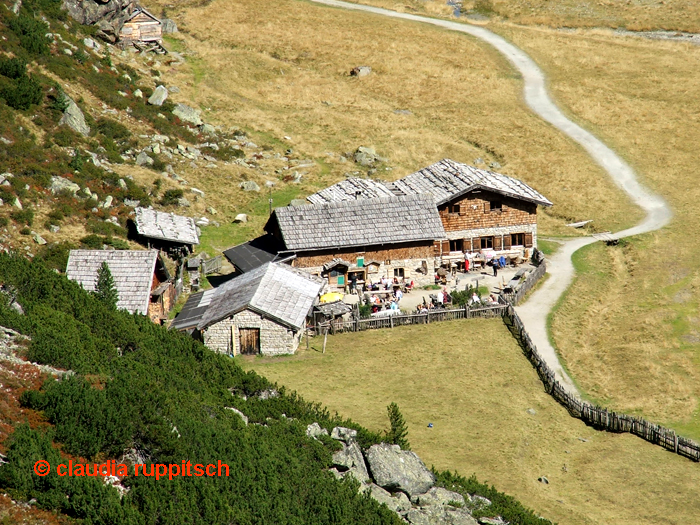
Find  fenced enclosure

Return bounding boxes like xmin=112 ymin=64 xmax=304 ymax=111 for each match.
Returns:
xmin=502 ymin=305 xmax=700 ymax=462
xmin=201 ymin=255 xmax=222 ymax=275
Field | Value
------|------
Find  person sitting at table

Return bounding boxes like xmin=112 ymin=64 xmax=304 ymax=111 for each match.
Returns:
xmin=470 ymin=292 xmax=480 ymax=306
xmin=390 ymin=300 xmax=399 ymax=311
xmin=499 ymin=255 xmax=506 ymax=268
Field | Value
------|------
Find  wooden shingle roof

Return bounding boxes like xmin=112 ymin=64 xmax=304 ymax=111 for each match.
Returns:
xmin=307 ymin=177 xmax=395 ymax=204
xmin=268 ymin=194 xmax=446 ymax=252
xmin=134 ymin=207 xmax=199 ymax=245
xmin=197 ymin=262 xmax=324 ymax=331
xmin=391 ymin=159 xmax=553 ymax=207
xmin=66 ymin=250 xmax=158 ymax=315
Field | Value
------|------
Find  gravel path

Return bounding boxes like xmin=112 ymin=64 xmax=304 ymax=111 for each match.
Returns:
xmin=309 ymin=0 xmax=673 ymax=395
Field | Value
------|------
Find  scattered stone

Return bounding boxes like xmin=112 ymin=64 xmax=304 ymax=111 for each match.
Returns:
xmin=59 ymin=96 xmax=90 ymax=136
xmin=394 ymin=109 xmax=412 ymax=115
xmin=13 ymin=198 xmax=22 ymax=210
xmin=233 ymin=213 xmax=247 ymax=224
xmin=406 ymin=506 xmax=477 ymax=525
xmin=0 ymin=198 xmax=3 ymax=206
xmin=191 ymin=187 xmax=205 ymax=197
xmin=32 ymin=232 xmax=47 ymax=245
xmin=118 ymin=178 xmax=127 ymax=190
xmin=10 ymin=301 xmax=24 ymax=315
xmin=148 ymin=85 xmax=168 ymax=106
xmin=224 ymin=407 xmax=248 ymax=426
xmin=83 ymin=37 xmax=100 ymax=50
xmin=306 ymin=422 xmax=329 ymax=439
xmin=154 ymin=134 xmax=170 ymax=143
xmin=49 ymin=225 xmax=60 ymax=233
xmin=152 ymin=143 xmax=161 ymax=155
xmin=332 ymin=441 xmax=370 ymax=483
xmin=365 ymin=484 xmax=412 ymax=514
xmin=205 ymin=163 xmax=217 ymax=169
xmin=206 ymin=207 xmax=217 ymax=215
xmin=537 ymin=476 xmax=549 ymax=485
xmin=172 ymin=103 xmax=203 ymax=126
xmin=136 ymin=151 xmax=154 ymax=166
xmin=133 ymin=88 xmax=143 ymax=98
xmin=489 ymin=161 xmax=501 ymax=170
xmin=473 ymin=158 xmax=484 ymax=165
xmin=257 ymin=388 xmax=279 ymax=400
xmin=330 ymin=427 xmax=358 ymax=443
xmin=0 ymin=137 xmax=12 ymax=145
xmin=577 ymin=437 xmax=588 ymax=443
xmin=411 ymin=487 xmax=466 ymax=507
xmin=195 ymin=217 xmax=209 ymax=227
xmin=124 ymin=199 xmax=140 ymax=207
xmin=49 ymin=176 xmax=80 ymax=196
xmin=353 ymin=146 xmax=384 ymax=167
xmin=102 ymin=195 xmax=113 ymax=208
xmin=177 ymin=197 xmax=190 ymax=207
xmin=169 ymin=86 xmax=180 ymax=94
xmin=200 ymin=123 xmax=216 ymax=135
xmin=239 ymin=180 xmax=260 ymax=192
xmin=526 ymin=408 xmax=536 ymax=415
xmin=350 ymin=65 xmax=371 ymax=77
xmin=366 ymin=443 xmax=435 ymax=497
xmin=478 ymin=518 xmax=509 ymax=525
xmin=63 ymin=48 xmax=73 ymax=56
xmin=80 ymin=187 xmax=92 ymax=198
xmin=471 ymin=495 xmax=491 ymax=508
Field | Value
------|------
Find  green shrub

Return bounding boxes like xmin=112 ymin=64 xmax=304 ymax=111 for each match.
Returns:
xmin=0 ymin=57 xmax=27 ymax=80
xmin=8 ymin=14 xmax=49 ymax=56
xmin=11 ymin=208 xmax=33 ymax=226
xmin=52 ymin=127 xmax=81 ymax=147
xmin=1 ymin=75 xmax=43 ymax=110
xmin=95 ymin=118 xmax=130 ymax=141
xmin=212 ymin=144 xmax=245 ymax=161
xmin=35 ymin=241 xmax=76 ymax=271
xmin=73 ymin=49 xmax=88 ymax=65
xmin=19 ymin=226 xmax=31 ymax=235
xmin=87 ymin=219 xmax=126 ymax=237
xmin=159 ymin=188 xmax=183 ymax=205
xmin=385 ymin=402 xmax=410 ymax=450
xmin=0 ymin=217 xmax=8 ymax=228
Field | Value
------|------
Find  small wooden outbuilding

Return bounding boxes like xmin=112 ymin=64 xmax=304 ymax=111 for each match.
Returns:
xmin=130 ymin=207 xmax=199 ymax=258
xmin=119 ymin=7 xmax=163 ymax=44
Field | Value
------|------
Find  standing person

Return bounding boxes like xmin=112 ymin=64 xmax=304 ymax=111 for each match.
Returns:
xmin=437 ymin=289 xmax=444 ymax=306
xmin=492 ymin=260 xmax=498 ymax=277
xmin=464 ymin=252 xmax=470 ymax=272
xmin=395 ymin=288 xmax=403 ymax=304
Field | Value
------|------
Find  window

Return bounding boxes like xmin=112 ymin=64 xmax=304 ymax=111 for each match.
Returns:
xmin=449 ymin=239 xmax=463 ymax=252
xmin=480 ymin=236 xmax=494 ymax=249
xmin=330 ymin=270 xmax=341 ymax=277
xmin=356 ymin=257 xmax=364 ymax=268
xmin=488 ymin=200 xmax=502 ymax=212
xmin=511 ymin=233 xmax=525 ymax=246
xmin=449 ymin=204 xmax=461 ymax=214
xmin=394 ymin=268 xmax=405 ymax=279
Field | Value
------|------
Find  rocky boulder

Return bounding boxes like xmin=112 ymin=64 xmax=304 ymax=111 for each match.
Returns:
xmin=161 ymin=18 xmax=178 ymax=33
xmin=172 ymin=104 xmax=203 ymax=126
xmin=353 ymin=146 xmax=384 ymax=167
xmin=350 ymin=66 xmax=372 ymax=77
xmin=331 ymin=426 xmax=358 ymax=442
xmin=332 ymin=441 xmax=370 ymax=483
xmin=405 ymin=506 xmax=477 ymax=525
xmin=306 ymin=423 xmax=328 ymax=439
xmin=59 ymin=96 xmax=90 ymax=136
xmin=63 ymin=0 xmax=131 ymax=28
xmin=148 ymin=86 xmax=168 ymax=106
xmin=50 ymin=176 xmax=80 ymax=196
xmin=366 ymin=443 xmax=435 ymax=497
xmin=411 ymin=487 xmax=465 ymax=507
xmin=364 ymin=484 xmax=412 ymax=514
xmin=136 ymin=151 xmax=154 ymax=166
xmin=239 ymin=180 xmax=260 ymax=192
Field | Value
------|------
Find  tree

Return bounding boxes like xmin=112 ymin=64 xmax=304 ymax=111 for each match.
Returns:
xmin=94 ymin=261 xmax=118 ymax=309
xmin=385 ymin=402 xmax=410 ymax=450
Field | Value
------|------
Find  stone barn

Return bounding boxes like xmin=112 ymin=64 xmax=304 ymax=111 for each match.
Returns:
xmin=66 ymin=249 xmax=175 ymax=323
xmin=192 ymin=263 xmax=324 ymax=356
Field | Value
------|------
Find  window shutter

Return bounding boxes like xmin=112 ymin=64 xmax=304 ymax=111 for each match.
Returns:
xmin=441 ymin=240 xmax=450 ymax=254
xmin=463 ymin=238 xmax=470 ymax=252
xmin=524 ymin=233 xmax=533 ymax=248
xmin=484 ymin=202 xmax=490 ymax=213
xmin=503 ymin=235 xmax=512 ymax=249
xmin=494 ymin=236 xmax=502 ymax=249
xmin=472 ymin=237 xmax=480 ymax=251
xmin=433 ymin=241 xmax=441 ymax=256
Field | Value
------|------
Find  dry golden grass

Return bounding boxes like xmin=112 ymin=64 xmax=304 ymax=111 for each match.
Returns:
xmin=240 ymin=320 xmax=700 ymax=525
xmin=142 ymin=0 xmax=643 ymax=236
xmin=487 ymin=25 xmax=700 ymax=435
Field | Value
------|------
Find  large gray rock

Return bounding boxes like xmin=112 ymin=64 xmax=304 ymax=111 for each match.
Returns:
xmin=332 ymin=442 xmax=369 ymax=483
xmin=161 ymin=18 xmax=178 ymax=33
xmin=136 ymin=151 xmax=154 ymax=166
xmin=411 ymin=487 xmax=466 ymax=507
xmin=353 ymin=146 xmax=382 ymax=167
xmin=350 ymin=66 xmax=372 ymax=77
xmin=148 ymin=85 xmax=168 ymax=106
xmin=50 ymin=176 xmax=80 ymax=196
xmin=364 ymin=484 xmax=412 ymax=514
xmin=406 ymin=506 xmax=478 ymax=525
xmin=63 ymin=0 xmax=131 ymax=29
xmin=172 ymin=104 xmax=203 ymax=126
xmin=239 ymin=180 xmax=260 ymax=192
xmin=59 ymin=97 xmax=90 ymax=136
xmin=306 ymin=422 xmax=328 ymax=439
xmin=366 ymin=443 xmax=435 ymax=497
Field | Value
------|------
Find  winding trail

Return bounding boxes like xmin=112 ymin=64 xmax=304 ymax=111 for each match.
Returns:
xmin=310 ymin=0 xmax=673 ymax=394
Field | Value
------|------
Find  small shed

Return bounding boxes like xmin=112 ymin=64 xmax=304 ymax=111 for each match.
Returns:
xmin=195 ymin=262 xmax=324 ymax=356
xmin=130 ymin=207 xmax=199 ymax=258
xmin=119 ymin=7 xmax=162 ymax=44
xmin=65 ymin=249 xmax=175 ymax=323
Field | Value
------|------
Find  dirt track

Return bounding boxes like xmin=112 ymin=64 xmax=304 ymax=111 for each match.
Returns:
xmin=310 ymin=0 xmax=673 ymax=395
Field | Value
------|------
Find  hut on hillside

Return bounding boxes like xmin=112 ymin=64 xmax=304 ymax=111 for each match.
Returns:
xmin=119 ymin=7 xmax=163 ymax=45
xmin=129 ymin=207 xmax=199 ymax=258
xmin=65 ymin=249 xmax=176 ymax=323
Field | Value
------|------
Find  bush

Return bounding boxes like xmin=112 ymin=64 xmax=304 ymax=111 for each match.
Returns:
xmin=0 ymin=217 xmax=8 ymax=228
xmin=0 ymin=57 xmax=27 ymax=80
xmin=19 ymin=226 xmax=31 ymax=235
xmin=95 ymin=118 xmax=130 ymax=141
xmin=1 ymin=75 xmax=43 ymax=110
xmin=10 ymin=208 xmax=33 ymax=226
xmin=159 ymin=188 xmax=183 ymax=206
xmin=8 ymin=14 xmax=49 ymax=56
xmin=87 ymin=219 xmax=126 ymax=237
xmin=52 ymin=127 xmax=81 ymax=147
xmin=35 ymin=241 xmax=76 ymax=271
xmin=385 ymin=402 xmax=410 ymax=450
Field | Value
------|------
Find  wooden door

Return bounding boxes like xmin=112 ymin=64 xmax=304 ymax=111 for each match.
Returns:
xmin=239 ymin=328 xmax=260 ymax=355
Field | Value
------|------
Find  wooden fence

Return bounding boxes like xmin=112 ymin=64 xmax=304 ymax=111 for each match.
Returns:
xmin=501 ymin=253 xmax=547 ymax=306
xmin=201 ymin=256 xmax=222 ymax=275
xmin=502 ymin=304 xmax=700 ymax=462
xmin=309 ymin=304 xmax=506 ymax=335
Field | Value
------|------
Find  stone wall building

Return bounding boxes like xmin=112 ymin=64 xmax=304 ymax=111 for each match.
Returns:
xmin=264 ymin=194 xmax=446 ymax=290
xmin=178 ymin=263 xmax=323 ymax=356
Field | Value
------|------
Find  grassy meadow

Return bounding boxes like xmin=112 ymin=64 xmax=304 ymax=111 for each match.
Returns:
xmin=486 ymin=25 xmax=700 ymax=438
xmin=144 ymin=0 xmax=642 ymax=238
xmin=239 ymin=320 xmax=700 ymax=525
